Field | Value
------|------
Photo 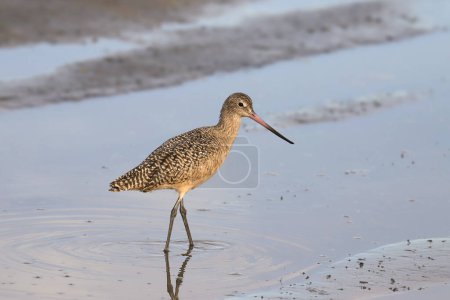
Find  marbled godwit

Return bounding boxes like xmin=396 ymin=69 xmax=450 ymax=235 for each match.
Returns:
xmin=109 ymin=92 xmax=293 ymax=252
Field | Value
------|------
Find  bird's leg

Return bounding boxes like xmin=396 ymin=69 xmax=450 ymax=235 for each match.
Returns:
xmin=164 ymin=196 xmax=182 ymax=253
xmin=179 ymin=198 xmax=194 ymax=247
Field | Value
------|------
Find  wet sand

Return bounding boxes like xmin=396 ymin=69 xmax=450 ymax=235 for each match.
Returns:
xmin=0 ymin=0 xmax=433 ymax=110
xmin=238 ymin=239 xmax=450 ymax=299
xmin=0 ymin=0 xmax=243 ymax=47
xmin=1 ymin=0 xmax=450 ymax=299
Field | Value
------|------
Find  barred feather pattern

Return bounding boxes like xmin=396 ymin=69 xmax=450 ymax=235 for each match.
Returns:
xmin=109 ymin=92 xmax=253 ymax=194
xmin=109 ymin=127 xmax=232 ymax=192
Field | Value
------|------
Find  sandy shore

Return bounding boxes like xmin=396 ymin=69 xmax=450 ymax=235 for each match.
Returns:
xmin=0 ymin=0 xmax=243 ymax=47
xmin=0 ymin=0 xmax=432 ymax=110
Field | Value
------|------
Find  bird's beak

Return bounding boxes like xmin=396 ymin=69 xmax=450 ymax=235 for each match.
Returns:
xmin=249 ymin=112 xmax=294 ymax=144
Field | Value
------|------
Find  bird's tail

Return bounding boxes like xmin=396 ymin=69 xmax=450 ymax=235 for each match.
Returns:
xmin=109 ymin=178 xmax=131 ymax=192
xmin=109 ymin=165 xmax=150 ymax=192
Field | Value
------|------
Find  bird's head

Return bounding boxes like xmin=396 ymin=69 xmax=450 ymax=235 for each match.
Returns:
xmin=221 ymin=92 xmax=254 ymax=118
xmin=221 ymin=92 xmax=294 ymax=144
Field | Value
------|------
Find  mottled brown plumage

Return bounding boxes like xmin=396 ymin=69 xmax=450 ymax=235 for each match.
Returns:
xmin=109 ymin=92 xmax=293 ymax=252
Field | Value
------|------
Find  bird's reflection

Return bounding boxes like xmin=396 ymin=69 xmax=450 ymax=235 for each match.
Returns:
xmin=165 ymin=246 xmax=193 ymax=300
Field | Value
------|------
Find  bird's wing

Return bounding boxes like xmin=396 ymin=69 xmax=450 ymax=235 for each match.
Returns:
xmin=109 ymin=127 xmax=223 ymax=192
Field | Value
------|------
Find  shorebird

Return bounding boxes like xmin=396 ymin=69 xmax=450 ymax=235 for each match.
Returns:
xmin=109 ymin=92 xmax=293 ymax=252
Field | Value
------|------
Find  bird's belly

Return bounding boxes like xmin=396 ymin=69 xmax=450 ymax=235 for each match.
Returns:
xmin=190 ymin=161 xmax=223 ymax=189
xmin=169 ymin=167 xmax=217 ymax=192
xmin=181 ymin=151 xmax=229 ymax=190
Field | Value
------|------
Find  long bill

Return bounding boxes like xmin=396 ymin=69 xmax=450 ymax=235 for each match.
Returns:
xmin=249 ymin=113 xmax=294 ymax=144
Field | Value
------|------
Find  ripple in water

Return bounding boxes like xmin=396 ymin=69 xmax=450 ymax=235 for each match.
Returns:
xmin=0 ymin=207 xmax=309 ymax=299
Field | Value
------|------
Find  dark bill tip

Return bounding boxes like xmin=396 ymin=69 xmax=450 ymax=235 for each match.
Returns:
xmin=249 ymin=113 xmax=294 ymax=144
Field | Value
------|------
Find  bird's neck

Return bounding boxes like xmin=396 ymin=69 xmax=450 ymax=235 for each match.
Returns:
xmin=215 ymin=112 xmax=241 ymax=143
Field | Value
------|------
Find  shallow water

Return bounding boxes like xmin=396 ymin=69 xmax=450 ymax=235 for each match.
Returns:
xmin=0 ymin=207 xmax=310 ymax=299
xmin=163 ymin=0 xmax=375 ymax=30
xmin=0 ymin=39 xmax=137 ymax=82
xmin=234 ymin=238 xmax=450 ymax=299
xmin=0 ymin=0 xmax=373 ymax=83
xmin=0 ymin=0 xmax=436 ymax=109
xmin=1 ymin=16 xmax=450 ymax=300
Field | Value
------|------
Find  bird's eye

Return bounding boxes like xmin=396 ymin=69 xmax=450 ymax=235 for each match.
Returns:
xmin=238 ymin=102 xmax=244 ymax=107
